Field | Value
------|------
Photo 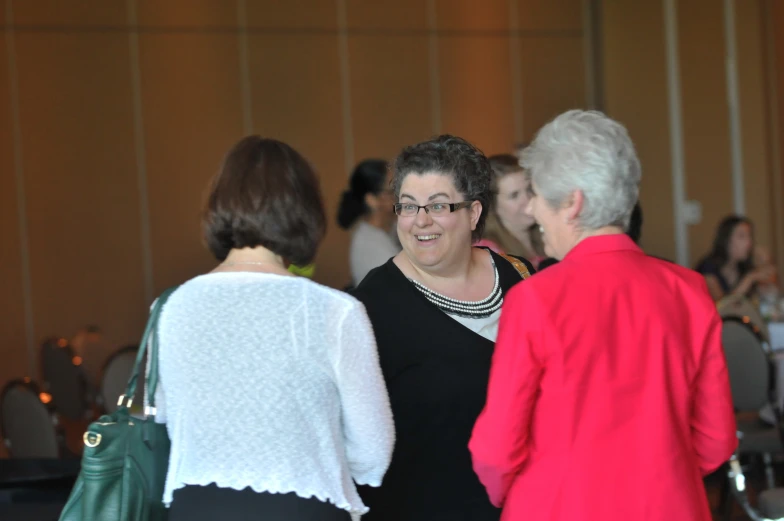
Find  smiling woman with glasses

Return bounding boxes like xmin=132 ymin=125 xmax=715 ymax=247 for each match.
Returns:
xmin=350 ymin=134 xmax=536 ymax=521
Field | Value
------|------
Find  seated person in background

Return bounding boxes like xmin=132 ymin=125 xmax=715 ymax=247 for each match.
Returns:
xmin=695 ymin=215 xmax=775 ymax=302
xmin=475 ymin=153 xmax=546 ymax=267
xmin=337 ymin=159 xmax=400 ymax=287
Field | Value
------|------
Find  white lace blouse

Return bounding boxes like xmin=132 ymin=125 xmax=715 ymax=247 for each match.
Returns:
xmin=151 ymin=272 xmax=394 ymax=517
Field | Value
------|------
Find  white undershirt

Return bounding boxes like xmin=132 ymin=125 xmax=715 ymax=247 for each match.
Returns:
xmin=448 ymin=309 xmax=502 ymax=342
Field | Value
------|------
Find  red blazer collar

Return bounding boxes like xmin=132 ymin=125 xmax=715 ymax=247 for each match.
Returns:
xmin=563 ymin=234 xmax=642 ymax=261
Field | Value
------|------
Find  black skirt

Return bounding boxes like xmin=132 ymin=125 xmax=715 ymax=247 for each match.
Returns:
xmin=169 ymin=484 xmax=351 ymax=521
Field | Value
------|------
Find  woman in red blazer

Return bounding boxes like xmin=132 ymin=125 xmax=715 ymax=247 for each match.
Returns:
xmin=469 ymin=110 xmax=737 ymax=521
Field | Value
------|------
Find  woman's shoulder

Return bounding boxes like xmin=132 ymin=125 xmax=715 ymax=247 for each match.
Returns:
xmin=350 ymin=259 xmax=405 ymax=302
xmin=169 ymin=272 xmax=357 ymax=310
xmin=694 ymin=258 xmax=721 ymax=276
xmin=474 ymin=239 xmax=504 ymax=254
xmin=487 ymin=249 xmax=536 ymax=286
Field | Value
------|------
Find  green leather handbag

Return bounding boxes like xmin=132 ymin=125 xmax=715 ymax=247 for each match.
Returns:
xmin=59 ymin=286 xmax=178 ymax=521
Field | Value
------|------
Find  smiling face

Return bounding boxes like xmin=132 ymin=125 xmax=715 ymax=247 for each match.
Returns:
xmin=396 ymin=172 xmax=481 ymax=272
xmin=524 ymin=181 xmax=577 ymax=260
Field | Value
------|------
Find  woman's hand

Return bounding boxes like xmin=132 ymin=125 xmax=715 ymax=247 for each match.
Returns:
xmin=751 ymin=265 xmax=776 ymax=283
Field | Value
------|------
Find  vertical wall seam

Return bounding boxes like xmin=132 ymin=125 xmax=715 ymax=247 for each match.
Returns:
xmin=724 ymin=0 xmax=746 ymax=215
xmin=762 ymin=0 xmax=784 ymax=274
xmin=336 ymin=0 xmax=354 ymax=174
xmin=127 ymin=0 xmax=155 ymax=303
xmin=237 ymin=0 xmax=253 ymax=135
xmin=427 ymin=0 xmax=441 ymax=136
xmin=582 ymin=0 xmax=597 ymax=109
xmin=6 ymin=0 xmax=36 ymax=375
xmin=663 ymin=0 xmax=690 ymax=266
xmin=509 ymin=0 xmax=524 ymax=144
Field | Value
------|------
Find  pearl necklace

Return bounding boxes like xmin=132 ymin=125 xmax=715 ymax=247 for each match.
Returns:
xmin=410 ymin=263 xmax=502 ymax=319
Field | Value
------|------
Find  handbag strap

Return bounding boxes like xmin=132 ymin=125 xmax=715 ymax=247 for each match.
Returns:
xmin=499 ymin=253 xmax=531 ymax=280
xmin=120 ymin=286 xmax=179 ymax=411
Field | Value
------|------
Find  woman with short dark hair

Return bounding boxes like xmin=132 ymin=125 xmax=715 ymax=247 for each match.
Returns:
xmin=351 ymin=134 xmax=535 ymax=521
xmin=155 ymin=136 xmax=394 ymax=521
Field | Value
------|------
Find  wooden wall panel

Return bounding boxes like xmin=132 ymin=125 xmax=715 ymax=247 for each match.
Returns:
xmin=602 ymin=0 xmax=675 ymax=261
xmin=0 ymin=35 xmax=29 ymax=386
xmin=136 ymin=0 xmax=237 ymax=28
xmin=435 ymin=0 xmax=510 ymax=32
xmin=246 ymin=34 xmax=347 ymax=288
xmin=770 ymin=0 xmax=784 ymax=275
xmin=15 ymin=32 xmax=146 ymax=350
xmin=246 ymin=0 xmax=338 ymax=30
xmin=520 ymin=35 xmax=585 ymax=141
xmin=348 ymin=35 xmax=432 ymax=160
xmin=139 ymin=33 xmax=244 ymax=292
xmin=346 ymin=0 xmax=427 ymax=31
xmin=678 ymin=0 xmax=734 ymax=265
xmin=736 ymin=0 xmax=774 ymax=256
xmin=438 ymin=35 xmax=515 ymax=155
xmin=11 ymin=1 xmax=126 ymax=27
xmin=518 ymin=0 xmax=583 ymax=31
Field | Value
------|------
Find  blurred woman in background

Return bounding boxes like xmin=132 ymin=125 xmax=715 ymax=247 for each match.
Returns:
xmin=695 ymin=215 xmax=775 ymax=302
xmin=337 ymin=159 xmax=400 ymax=286
xmin=475 ymin=154 xmax=545 ymax=267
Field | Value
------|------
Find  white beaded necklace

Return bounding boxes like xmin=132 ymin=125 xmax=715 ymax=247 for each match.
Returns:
xmin=409 ymin=263 xmax=502 ymax=319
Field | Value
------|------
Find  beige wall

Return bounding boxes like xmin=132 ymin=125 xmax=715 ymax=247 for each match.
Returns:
xmin=602 ymin=0 xmax=780 ymax=269
xmin=0 ymin=0 xmax=587 ymax=386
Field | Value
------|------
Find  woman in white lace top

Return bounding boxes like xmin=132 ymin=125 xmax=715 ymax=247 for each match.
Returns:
xmin=155 ymin=136 xmax=394 ymax=521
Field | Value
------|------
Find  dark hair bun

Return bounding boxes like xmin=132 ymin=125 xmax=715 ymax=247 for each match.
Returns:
xmin=335 ymin=159 xmax=388 ymax=229
xmin=337 ymin=190 xmax=367 ymax=230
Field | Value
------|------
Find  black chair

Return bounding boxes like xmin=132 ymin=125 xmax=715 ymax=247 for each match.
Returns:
xmin=721 ymin=317 xmax=784 ymax=518
xmin=100 ymin=344 xmax=144 ymax=414
xmin=39 ymin=337 xmax=91 ymax=421
xmin=722 ymin=317 xmax=782 ymax=475
xmin=0 ymin=379 xmax=59 ymax=459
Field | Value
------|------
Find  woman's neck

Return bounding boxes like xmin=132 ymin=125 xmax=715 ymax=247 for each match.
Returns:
xmin=364 ymin=211 xmax=388 ymax=230
xmin=509 ymin=228 xmax=535 ymax=258
xmin=395 ymin=247 xmax=491 ymax=300
xmin=214 ymin=247 xmax=291 ymax=275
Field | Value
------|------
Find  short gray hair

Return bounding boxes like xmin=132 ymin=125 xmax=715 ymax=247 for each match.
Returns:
xmin=520 ymin=110 xmax=641 ymax=230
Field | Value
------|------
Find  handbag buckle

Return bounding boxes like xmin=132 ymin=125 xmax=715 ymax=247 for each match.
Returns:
xmin=83 ymin=432 xmax=102 ymax=448
xmin=117 ymin=394 xmax=133 ymax=408
xmin=144 ymin=405 xmax=157 ymax=417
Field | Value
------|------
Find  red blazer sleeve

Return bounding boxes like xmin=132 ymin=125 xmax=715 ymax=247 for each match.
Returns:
xmin=691 ymin=311 xmax=738 ymax=475
xmin=469 ymin=284 xmax=544 ymax=507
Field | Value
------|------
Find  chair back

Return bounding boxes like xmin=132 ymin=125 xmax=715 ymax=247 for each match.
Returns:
xmin=0 ymin=379 xmax=59 ymax=458
xmin=40 ymin=337 xmax=91 ymax=420
xmin=719 ymin=295 xmax=770 ymax=343
xmin=100 ymin=345 xmax=144 ymax=413
xmin=722 ymin=317 xmax=773 ymax=411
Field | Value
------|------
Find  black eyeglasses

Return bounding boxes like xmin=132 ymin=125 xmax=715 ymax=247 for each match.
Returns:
xmin=393 ymin=201 xmax=474 ymax=217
